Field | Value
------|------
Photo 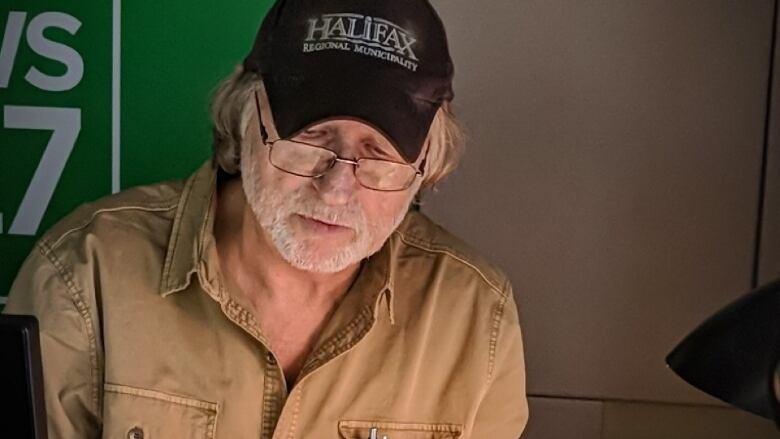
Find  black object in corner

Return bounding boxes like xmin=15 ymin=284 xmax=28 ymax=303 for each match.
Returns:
xmin=667 ymin=279 xmax=780 ymax=425
xmin=0 ymin=314 xmax=48 ymax=439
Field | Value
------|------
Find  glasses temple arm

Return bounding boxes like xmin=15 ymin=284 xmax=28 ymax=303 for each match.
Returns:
xmin=254 ymin=90 xmax=270 ymax=144
xmin=418 ymin=142 xmax=429 ymax=176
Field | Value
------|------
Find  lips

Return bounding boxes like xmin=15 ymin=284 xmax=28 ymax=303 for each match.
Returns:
xmin=295 ymin=214 xmax=353 ymax=233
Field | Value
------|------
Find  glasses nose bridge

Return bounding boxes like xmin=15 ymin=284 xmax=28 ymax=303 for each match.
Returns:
xmin=318 ymin=154 xmax=360 ymax=190
xmin=331 ymin=155 xmax=360 ymax=169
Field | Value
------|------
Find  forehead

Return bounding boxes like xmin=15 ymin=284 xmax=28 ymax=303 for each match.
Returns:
xmin=297 ymin=118 xmax=402 ymax=158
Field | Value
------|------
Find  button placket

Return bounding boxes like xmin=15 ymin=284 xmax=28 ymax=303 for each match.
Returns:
xmin=261 ymin=348 xmax=288 ymax=439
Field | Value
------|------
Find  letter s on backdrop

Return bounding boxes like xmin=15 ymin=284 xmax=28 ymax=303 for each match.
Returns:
xmin=24 ymin=12 xmax=84 ymax=92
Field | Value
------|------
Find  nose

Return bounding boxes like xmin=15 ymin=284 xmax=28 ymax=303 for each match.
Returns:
xmin=313 ymin=159 xmax=359 ymax=205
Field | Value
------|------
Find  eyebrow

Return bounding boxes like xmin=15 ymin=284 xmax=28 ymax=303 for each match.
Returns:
xmin=299 ymin=122 xmax=402 ymax=160
xmin=301 ymin=126 xmax=332 ymax=136
xmin=359 ymin=137 xmax=401 ymax=160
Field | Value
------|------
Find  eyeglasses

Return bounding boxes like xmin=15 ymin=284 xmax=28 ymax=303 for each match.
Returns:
xmin=253 ymin=92 xmax=424 ymax=192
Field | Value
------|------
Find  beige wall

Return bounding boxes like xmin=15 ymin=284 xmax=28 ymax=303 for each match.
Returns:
xmin=759 ymin=2 xmax=780 ymax=285
xmin=427 ymin=0 xmax=779 ymax=436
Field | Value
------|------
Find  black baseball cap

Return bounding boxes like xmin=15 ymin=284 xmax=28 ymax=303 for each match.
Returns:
xmin=243 ymin=0 xmax=455 ymax=162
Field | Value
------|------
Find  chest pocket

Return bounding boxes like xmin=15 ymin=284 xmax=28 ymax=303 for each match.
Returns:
xmin=338 ymin=420 xmax=463 ymax=439
xmin=102 ymin=383 xmax=219 ymax=439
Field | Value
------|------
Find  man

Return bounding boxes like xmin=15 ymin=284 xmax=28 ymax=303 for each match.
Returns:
xmin=5 ymin=0 xmax=528 ymax=437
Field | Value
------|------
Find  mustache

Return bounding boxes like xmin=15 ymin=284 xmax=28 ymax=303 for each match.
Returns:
xmin=285 ymin=192 xmax=366 ymax=230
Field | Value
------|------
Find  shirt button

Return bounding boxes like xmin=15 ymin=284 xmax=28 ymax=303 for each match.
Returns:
xmin=266 ymin=352 xmax=276 ymax=365
xmin=127 ymin=427 xmax=144 ymax=439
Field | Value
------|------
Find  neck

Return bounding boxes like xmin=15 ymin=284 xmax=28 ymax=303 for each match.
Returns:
xmin=215 ymin=177 xmax=361 ymax=310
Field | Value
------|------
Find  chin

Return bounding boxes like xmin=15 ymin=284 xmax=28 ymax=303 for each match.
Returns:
xmin=276 ymin=235 xmax=366 ymax=273
xmin=286 ymin=251 xmax=359 ymax=273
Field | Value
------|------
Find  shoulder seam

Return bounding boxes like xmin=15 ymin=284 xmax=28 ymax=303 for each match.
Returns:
xmin=395 ymin=232 xmax=508 ymax=299
xmin=36 ymin=238 xmax=102 ymax=415
xmin=487 ymin=279 xmax=510 ymax=382
xmin=50 ymin=203 xmax=178 ymax=250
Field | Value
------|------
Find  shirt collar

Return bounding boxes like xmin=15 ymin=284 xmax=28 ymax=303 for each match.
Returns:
xmin=159 ymin=159 xmax=396 ymax=322
xmin=160 ymin=160 xmax=217 ymax=297
xmin=345 ymin=232 xmax=396 ymax=324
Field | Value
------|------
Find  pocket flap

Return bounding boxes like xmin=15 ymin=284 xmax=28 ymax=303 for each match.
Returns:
xmin=338 ymin=420 xmax=462 ymax=439
xmin=103 ymin=383 xmax=218 ymax=439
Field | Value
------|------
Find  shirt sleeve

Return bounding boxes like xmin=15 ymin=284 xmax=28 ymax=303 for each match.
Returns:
xmin=470 ymin=284 xmax=529 ymax=438
xmin=4 ymin=243 xmax=101 ymax=438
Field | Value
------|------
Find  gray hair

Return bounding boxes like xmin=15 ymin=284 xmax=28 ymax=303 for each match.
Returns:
xmin=210 ymin=65 xmax=465 ymax=188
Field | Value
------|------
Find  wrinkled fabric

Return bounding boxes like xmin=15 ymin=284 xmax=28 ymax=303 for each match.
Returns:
xmin=5 ymin=160 xmax=528 ymax=439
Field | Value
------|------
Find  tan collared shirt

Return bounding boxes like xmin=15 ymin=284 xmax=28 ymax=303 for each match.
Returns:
xmin=5 ymin=161 xmax=528 ymax=439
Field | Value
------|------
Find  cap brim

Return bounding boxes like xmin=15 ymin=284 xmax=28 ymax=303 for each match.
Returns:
xmin=264 ymin=72 xmax=437 ymax=163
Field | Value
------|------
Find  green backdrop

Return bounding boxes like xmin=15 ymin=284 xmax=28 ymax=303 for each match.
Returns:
xmin=0 ymin=1 xmax=272 ymax=303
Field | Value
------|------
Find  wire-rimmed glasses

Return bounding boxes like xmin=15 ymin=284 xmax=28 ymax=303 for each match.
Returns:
xmin=254 ymin=92 xmax=423 ymax=192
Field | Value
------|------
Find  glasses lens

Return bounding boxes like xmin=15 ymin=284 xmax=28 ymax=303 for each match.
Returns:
xmin=270 ymin=140 xmax=334 ymax=177
xmin=356 ymin=159 xmax=418 ymax=191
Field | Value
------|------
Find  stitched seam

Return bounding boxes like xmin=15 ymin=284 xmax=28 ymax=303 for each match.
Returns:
xmin=162 ymin=174 xmax=198 ymax=290
xmin=104 ymin=383 xmax=218 ymax=411
xmin=261 ymin=361 xmax=283 ymax=439
xmin=49 ymin=204 xmax=177 ymax=250
xmin=299 ymin=306 xmax=373 ymax=379
xmin=207 ymin=410 xmax=218 ymax=439
xmin=314 ymin=308 xmax=371 ymax=356
xmin=37 ymin=238 xmax=102 ymax=416
xmin=339 ymin=420 xmax=463 ymax=433
xmin=285 ymin=385 xmax=303 ymax=439
xmin=395 ymin=233 xmax=506 ymax=298
xmin=221 ymin=298 xmax=269 ymax=346
xmin=164 ymin=191 xmax=217 ymax=297
xmin=164 ymin=267 xmax=198 ymax=296
xmin=487 ymin=281 xmax=509 ymax=382
xmin=197 ymin=188 xmax=215 ymax=257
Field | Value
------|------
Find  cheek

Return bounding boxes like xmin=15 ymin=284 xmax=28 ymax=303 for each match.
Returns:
xmin=256 ymin=152 xmax=311 ymax=193
xmin=271 ymin=171 xmax=309 ymax=194
xmin=360 ymin=192 xmax=413 ymax=226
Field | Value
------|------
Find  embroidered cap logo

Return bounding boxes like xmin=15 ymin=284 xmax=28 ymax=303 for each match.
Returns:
xmin=303 ymin=13 xmax=420 ymax=72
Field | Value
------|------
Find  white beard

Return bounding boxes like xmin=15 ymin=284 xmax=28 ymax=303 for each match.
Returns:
xmin=240 ymin=143 xmax=413 ymax=273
